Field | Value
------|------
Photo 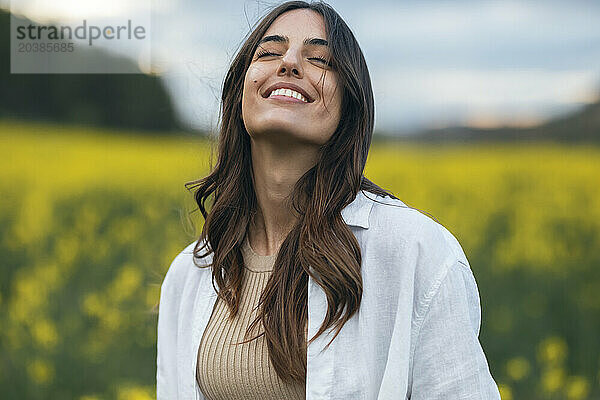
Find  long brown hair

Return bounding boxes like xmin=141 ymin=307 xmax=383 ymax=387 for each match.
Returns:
xmin=185 ymin=0 xmax=398 ymax=384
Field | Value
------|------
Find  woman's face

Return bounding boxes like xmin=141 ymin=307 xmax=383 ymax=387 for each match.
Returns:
xmin=242 ymin=9 xmax=342 ymax=146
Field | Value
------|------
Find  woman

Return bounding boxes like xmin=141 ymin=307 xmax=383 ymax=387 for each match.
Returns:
xmin=157 ymin=1 xmax=501 ymax=399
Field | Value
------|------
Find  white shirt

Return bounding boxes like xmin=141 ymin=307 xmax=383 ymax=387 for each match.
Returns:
xmin=156 ymin=190 xmax=502 ymax=399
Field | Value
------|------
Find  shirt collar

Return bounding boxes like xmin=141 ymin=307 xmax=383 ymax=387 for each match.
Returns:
xmin=186 ymin=191 xmax=375 ymax=254
xmin=341 ymin=190 xmax=375 ymax=229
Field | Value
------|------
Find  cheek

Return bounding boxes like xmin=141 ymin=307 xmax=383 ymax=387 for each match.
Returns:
xmin=242 ymin=69 xmax=261 ymax=117
xmin=245 ymin=65 xmax=268 ymax=90
xmin=323 ymin=81 xmax=342 ymax=117
xmin=321 ymin=71 xmax=341 ymax=105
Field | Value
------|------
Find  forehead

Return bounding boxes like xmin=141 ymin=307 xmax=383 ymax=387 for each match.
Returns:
xmin=264 ymin=9 xmax=326 ymax=38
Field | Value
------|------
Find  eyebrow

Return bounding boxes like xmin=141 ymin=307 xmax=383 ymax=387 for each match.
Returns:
xmin=258 ymin=34 xmax=329 ymax=47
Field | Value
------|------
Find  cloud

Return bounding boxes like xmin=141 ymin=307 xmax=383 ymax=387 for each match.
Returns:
xmin=157 ymin=0 xmax=600 ymax=132
xmin=7 ymin=0 xmax=599 ymax=132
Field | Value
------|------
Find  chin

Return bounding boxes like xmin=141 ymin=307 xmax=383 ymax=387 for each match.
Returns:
xmin=254 ymin=117 xmax=304 ymax=135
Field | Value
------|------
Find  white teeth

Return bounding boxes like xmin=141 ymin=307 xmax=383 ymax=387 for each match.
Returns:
xmin=269 ymin=88 xmax=308 ymax=102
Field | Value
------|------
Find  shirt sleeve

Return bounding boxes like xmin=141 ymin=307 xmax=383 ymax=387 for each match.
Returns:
xmin=156 ymin=251 xmax=186 ymax=399
xmin=409 ymin=260 xmax=501 ymax=399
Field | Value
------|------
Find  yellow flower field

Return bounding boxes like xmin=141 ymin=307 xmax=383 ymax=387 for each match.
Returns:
xmin=1 ymin=118 xmax=598 ymax=399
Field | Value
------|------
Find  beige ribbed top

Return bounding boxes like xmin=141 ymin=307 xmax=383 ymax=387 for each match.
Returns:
xmin=196 ymin=236 xmax=306 ymax=400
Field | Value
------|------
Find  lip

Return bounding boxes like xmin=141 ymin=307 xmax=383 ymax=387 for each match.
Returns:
xmin=262 ymin=82 xmax=314 ymax=103
xmin=267 ymin=95 xmax=307 ymax=104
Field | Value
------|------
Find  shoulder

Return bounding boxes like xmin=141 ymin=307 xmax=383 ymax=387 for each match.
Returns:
xmin=364 ymin=192 xmax=470 ymax=291
xmin=367 ymin=193 xmax=467 ymax=262
xmin=161 ymin=237 xmax=211 ymax=294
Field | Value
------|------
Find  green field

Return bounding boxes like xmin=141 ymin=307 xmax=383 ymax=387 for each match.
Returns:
xmin=1 ymin=119 xmax=599 ymax=399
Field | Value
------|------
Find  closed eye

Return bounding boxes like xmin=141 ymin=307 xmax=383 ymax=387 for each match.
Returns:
xmin=256 ymin=50 xmax=332 ymax=67
xmin=309 ymin=57 xmax=332 ymax=67
xmin=256 ymin=50 xmax=280 ymax=58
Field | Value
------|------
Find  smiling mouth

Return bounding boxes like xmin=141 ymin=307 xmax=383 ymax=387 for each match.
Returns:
xmin=267 ymin=94 xmax=309 ymax=104
xmin=263 ymin=86 xmax=314 ymax=103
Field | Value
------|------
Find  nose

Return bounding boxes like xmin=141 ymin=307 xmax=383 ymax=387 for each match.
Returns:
xmin=277 ymin=47 xmax=303 ymax=78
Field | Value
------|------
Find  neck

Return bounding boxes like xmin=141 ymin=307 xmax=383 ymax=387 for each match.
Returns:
xmin=247 ymin=133 xmax=318 ymax=255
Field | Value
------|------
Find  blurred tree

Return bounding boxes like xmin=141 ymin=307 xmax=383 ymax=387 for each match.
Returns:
xmin=0 ymin=9 xmax=183 ymax=133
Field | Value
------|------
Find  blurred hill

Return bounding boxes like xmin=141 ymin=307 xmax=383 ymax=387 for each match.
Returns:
xmin=0 ymin=9 xmax=182 ymax=133
xmin=400 ymin=97 xmax=600 ymax=143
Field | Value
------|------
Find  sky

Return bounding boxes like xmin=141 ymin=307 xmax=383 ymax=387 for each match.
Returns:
xmin=6 ymin=0 xmax=600 ymax=135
